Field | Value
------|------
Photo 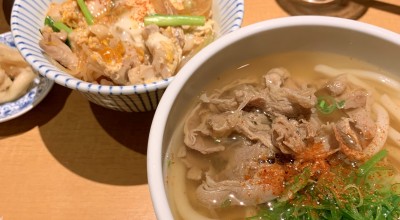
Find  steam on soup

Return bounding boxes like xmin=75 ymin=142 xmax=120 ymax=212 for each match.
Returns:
xmin=165 ymin=51 xmax=400 ymax=220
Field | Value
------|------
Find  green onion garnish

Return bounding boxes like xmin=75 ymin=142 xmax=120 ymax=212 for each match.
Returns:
xmin=144 ymin=14 xmax=206 ymax=26
xmin=278 ymin=167 xmax=311 ymax=202
xmin=357 ymin=149 xmax=388 ymax=177
xmin=247 ymin=150 xmax=400 ymax=220
xmin=44 ymin=16 xmax=73 ymax=34
xmin=77 ymin=0 xmax=94 ymax=25
xmin=44 ymin=16 xmax=58 ymax=32
xmin=53 ymin=21 xmax=73 ymax=34
xmin=337 ymin=100 xmax=346 ymax=109
xmin=316 ymin=96 xmax=345 ymax=114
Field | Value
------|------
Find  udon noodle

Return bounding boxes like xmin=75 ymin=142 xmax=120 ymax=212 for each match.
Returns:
xmin=39 ymin=0 xmax=214 ymax=85
xmin=165 ymin=51 xmax=400 ymax=220
xmin=0 ymin=43 xmax=36 ymax=104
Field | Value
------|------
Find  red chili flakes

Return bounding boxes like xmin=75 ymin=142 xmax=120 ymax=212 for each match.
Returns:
xmin=255 ymin=164 xmax=285 ymax=195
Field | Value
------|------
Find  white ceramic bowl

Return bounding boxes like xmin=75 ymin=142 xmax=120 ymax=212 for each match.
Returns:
xmin=147 ymin=16 xmax=400 ymax=220
xmin=10 ymin=0 xmax=244 ymax=112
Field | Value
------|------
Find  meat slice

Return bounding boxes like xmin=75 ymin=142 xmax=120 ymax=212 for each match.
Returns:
xmin=184 ymin=82 xmax=272 ymax=154
xmin=333 ymin=125 xmax=365 ymax=161
xmin=183 ymin=68 xmax=318 ymax=155
xmin=127 ymin=65 xmax=157 ymax=84
xmin=248 ymin=68 xmax=317 ymax=117
xmin=325 ymin=74 xmax=348 ymax=96
xmin=341 ymin=86 xmax=376 ymax=140
xmin=184 ymin=109 xmax=274 ymax=154
xmin=196 ymin=163 xmax=284 ymax=208
xmin=201 ymin=83 xmax=260 ymax=112
xmin=345 ymin=108 xmax=376 ymax=140
xmin=335 ymin=118 xmax=363 ymax=151
xmin=184 ymin=104 xmax=226 ymax=154
xmin=144 ymin=25 xmax=182 ymax=79
xmin=233 ymin=111 xmax=274 ymax=149
xmin=217 ymin=142 xmax=275 ymax=180
xmin=206 ymin=112 xmax=235 ymax=138
xmin=184 ymin=103 xmax=275 ymax=154
xmin=39 ymin=28 xmax=78 ymax=70
xmin=340 ymin=89 xmax=368 ymax=109
xmin=110 ymin=48 xmax=140 ymax=85
xmin=271 ymin=115 xmax=307 ymax=154
xmin=180 ymin=147 xmax=213 ymax=181
xmin=320 ymin=74 xmax=376 ymax=141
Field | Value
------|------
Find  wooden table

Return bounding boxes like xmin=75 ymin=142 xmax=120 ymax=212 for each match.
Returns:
xmin=0 ymin=1 xmax=399 ymax=219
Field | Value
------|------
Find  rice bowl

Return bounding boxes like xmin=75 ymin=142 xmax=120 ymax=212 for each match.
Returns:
xmin=10 ymin=0 xmax=244 ymax=112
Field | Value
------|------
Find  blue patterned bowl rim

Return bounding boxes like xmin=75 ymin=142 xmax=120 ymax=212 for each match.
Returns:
xmin=0 ymin=31 xmax=54 ymax=123
xmin=10 ymin=0 xmax=244 ymax=95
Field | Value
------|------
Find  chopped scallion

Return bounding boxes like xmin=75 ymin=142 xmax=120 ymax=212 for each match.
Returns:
xmin=44 ymin=16 xmax=73 ymax=34
xmin=337 ymin=100 xmax=346 ymax=109
xmin=357 ymin=149 xmax=388 ymax=177
xmin=77 ymin=0 xmax=94 ymax=25
xmin=317 ymin=96 xmax=336 ymax=114
xmin=278 ymin=167 xmax=311 ymax=202
xmin=44 ymin=16 xmax=58 ymax=32
xmin=316 ymin=96 xmax=345 ymax=114
xmin=53 ymin=21 xmax=73 ymax=34
xmin=248 ymin=150 xmax=400 ymax=220
xmin=144 ymin=14 xmax=206 ymax=26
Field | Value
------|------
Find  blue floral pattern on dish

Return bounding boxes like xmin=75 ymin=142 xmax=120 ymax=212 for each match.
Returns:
xmin=0 ymin=32 xmax=54 ymax=123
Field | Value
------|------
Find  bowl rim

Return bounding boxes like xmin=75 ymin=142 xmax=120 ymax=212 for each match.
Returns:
xmin=147 ymin=15 xmax=400 ymax=220
xmin=10 ymin=0 xmax=245 ymax=95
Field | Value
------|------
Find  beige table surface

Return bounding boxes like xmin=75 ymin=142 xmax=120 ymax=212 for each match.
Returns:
xmin=0 ymin=0 xmax=400 ymax=219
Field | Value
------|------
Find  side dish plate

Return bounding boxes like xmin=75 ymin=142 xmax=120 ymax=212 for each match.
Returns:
xmin=0 ymin=32 xmax=54 ymax=123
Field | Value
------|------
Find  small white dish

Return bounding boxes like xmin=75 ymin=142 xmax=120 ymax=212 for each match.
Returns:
xmin=0 ymin=32 xmax=54 ymax=123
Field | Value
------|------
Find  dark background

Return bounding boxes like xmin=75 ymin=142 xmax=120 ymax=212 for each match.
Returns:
xmin=3 ymin=0 xmax=13 ymax=25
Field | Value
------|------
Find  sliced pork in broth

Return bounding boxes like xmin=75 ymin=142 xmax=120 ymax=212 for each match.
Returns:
xmin=166 ymin=53 xmax=400 ymax=219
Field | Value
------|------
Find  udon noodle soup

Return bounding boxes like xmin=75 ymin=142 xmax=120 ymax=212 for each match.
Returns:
xmin=165 ymin=51 xmax=400 ymax=220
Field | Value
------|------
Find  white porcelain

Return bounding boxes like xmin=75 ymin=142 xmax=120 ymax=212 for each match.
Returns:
xmin=0 ymin=32 xmax=54 ymax=123
xmin=10 ymin=0 xmax=244 ymax=112
xmin=147 ymin=16 xmax=400 ymax=220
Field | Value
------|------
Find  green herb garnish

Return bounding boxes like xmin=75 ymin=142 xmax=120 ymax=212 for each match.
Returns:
xmin=357 ymin=149 xmax=388 ymax=178
xmin=278 ymin=167 xmax=311 ymax=202
xmin=43 ymin=16 xmax=72 ymax=47
xmin=44 ymin=16 xmax=73 ymax=34
xmin=144 ymin=14 xmax=206 ymax=26
xmin=44 ymin=16 xmax=58 ymax=32
xmin=248 ymin=150 xmax=400 ymax=220
xmin=316 ymin=96 xmax=345 ymax=114
xmin=53 ymin=21 xmax=73 ymax=34
xmin=77 ymin=0 xmax=94 ymax=25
